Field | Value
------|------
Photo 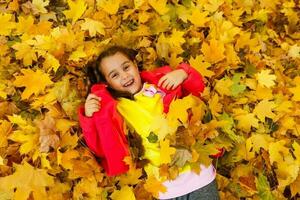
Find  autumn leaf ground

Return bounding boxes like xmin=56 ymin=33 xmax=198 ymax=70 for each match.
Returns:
xmin=0 ymin=0 xmax=300 ymax=199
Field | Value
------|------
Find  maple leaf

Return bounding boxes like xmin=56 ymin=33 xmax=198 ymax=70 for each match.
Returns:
xmin=289 ymin=84 xmax=300 ymax=101
xmin=43 ymin=53 xmax=60 ymax=72
xmin=234 ymin=110 xmax=259 ymax=132
xmin=32 ymin=0 xmax=49 ymax=14
xmin=290 ymin=174 xmax=300 ymax=197
xmin=288 ymin=44 xmax=300 ymax=58
xmin=255 ymin=70 xmax=277 ymax=88
xmin=69 ymin=45 xmax=87 ymax=61
xmin=118 ymin=168 xmax=143 ymax=186
xmin=36 ymin=114 xmax=60 ymax=153
xmin=230 ymin=73 xmax=246 ymax=97
xmin=168 ymin=29 xmax=185 ymax=48
xmin=63 ymin=0 xmax=87 ymax=24
xmin=81 ymin=18 xmax=105 ymax=37
xmin=16 ymin=16 xmax=34 ymax=34
xmin=208 ymin=94 xmax=223 ymax=116
xmin=269 ymin=140 xmax=299 ymax=187
xmin=0 ymin=120 xmax=12 ymax=148
xmin=111 ymin=185 xmax=136 ymax=200
xmin=97 ymin=0 xmax=121 ymax=15
xmin=12 ymin=42 xmax=37 ymax=66
xmin=167 ymin=95 xmax=197 ymax=126
xmin=187 ymin=10 xmax=210 ymax=27
xmin=13 ymin=69 xmax=53 ymax=100
xmin=253 ymin=100 xmax=277 ymax=122
xmin=201 ymin=39 xmax=225 ymax=64
xmin=0 ymin=162 xmax=54 ymax=200
xmin=215 ymin=77 xmax=233 ymax=96
xmin=256 ymin=173 xmax=275 ymax=200
xmin=148 ymin=0 xmax=169 ymax=15
xmin=0 ymin=13 xmax=15 ymax=36
xmin=189 ymin=55 xmax=215 ymax=78
xmin=143 ymin=176 xmax=167 ymax=198
xmin=159 ymin=139 xmax=176 ymax=164
xmin=204 ymin=0 xmax=224 ymax=13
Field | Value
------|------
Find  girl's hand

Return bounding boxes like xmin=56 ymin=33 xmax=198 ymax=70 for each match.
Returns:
xmin=158 ymin=69 xmax=188 ymax=90
xmin=84 ymin=94 xmax=101 ymax=117
xmin=171 ymin=148 xmax=192 ymax=167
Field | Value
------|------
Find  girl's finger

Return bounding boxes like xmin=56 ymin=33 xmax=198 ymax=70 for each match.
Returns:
xmin=87 ymin=99 xmax=101 ymax=105
xmin=166 ymin=82 xmax=174 ymax=90
xmin=158 ymin=75 xmax=168 ymax=87
xmin=162 ymin=79 xmax=171 ymax=89
xmin=87 ymin=94 xmax=101 ymax=101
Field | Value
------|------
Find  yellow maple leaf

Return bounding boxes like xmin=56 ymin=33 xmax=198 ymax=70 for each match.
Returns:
xmin=97 ymin=0 xmax=121 ymax=15
xmin=68 ymin=45 xmax=87 ymax=61
xmin=0 ymin=13 xmax=15 ymax=36
xmin=80 ymin=18 xmax=105 ymax=37
xmin=73 ymin=177 xmax=103 ymax=200
xmin=290 ymin=174 xmax=300 ymax=197
xmin=118 ymin=168 xmax=143 ymax=186
xmin=150 ymin=115 xmax=175 ymax=140
xmin=255 ymin=69 xmax=277 ymax=88
xmin=111 ymin=185 xmax=136 ymax=200
xmin=189 ymin=55 xmax=215 ymax=78
xmin=289 ymin=85 xmax=300 ymax=101
xmin=208 ymin=94 xmax=223 ymax=116
xmin=167 ymin=95 xmax=197 ymax=126
xmin=234 ymin=109 xmax=259 ymax=132
xmin=269 ymin=140 xmax=299 ymax=187
xmin=63 ymin=0 xmax=87 ymax=24
xmin=204 ymin=0 xmax=224 ymax=13
xmin=201 ymin=39 xmax=225 ymax=64
xmin=168 ymin=29 xmax=185 ymax=48
xmin=16 ymin=15 xmax=34 ymax=34
xmin=32 ymin=0 xmax=49 ymax=14
xmin=13 ymin=69 xmax=53 ymax=100
xmin=288 ymin=44 xmax=300 ymax=58
xmin=245 ymin=134 xmax=274 ymax=159
xmin=144 ymin=176 xmax=167 ymax=198
xmin=168 ymin=52 xmax=183 ymax=68
xmin=159 ymin=139 xmax=176 ymax=164
xmin=12 ymin=41 xmax=37 ymax=66
xmin=0 ymin=162 xmax=54 ymax=200
xmin=148 ymin=0 xmax=169 ymax=15
xmin=253 ymin=100 xmax=277 ymax=122
xmin=43 ymin=53 xmax=60 ymax=72
xmin=187 ymin=10 xmax=210 ymax=27
xmin=134 ymin=0 xmax=145 ymax=9
xmin=215 ymin=77 xmax=233 ymax=96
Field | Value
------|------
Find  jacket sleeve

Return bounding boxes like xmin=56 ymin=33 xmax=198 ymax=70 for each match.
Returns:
xmin=176 ymin=63 xmax=205 ymax=97
xmin=78 ymin=106 xmax=104 ymax=157
xmin=77 ymin=84 xmax=130 ymax=176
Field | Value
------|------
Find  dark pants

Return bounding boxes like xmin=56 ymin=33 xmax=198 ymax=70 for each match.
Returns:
xmin=166 ymin=179 xmax=220 ymax=200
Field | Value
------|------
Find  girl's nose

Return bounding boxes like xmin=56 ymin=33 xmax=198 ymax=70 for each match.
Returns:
xmin=121 ymin=72 xmax=130 ymax=80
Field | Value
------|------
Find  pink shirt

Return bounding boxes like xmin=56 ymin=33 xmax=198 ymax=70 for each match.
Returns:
xmin=159 ymin=164 xmax=216 ymax=199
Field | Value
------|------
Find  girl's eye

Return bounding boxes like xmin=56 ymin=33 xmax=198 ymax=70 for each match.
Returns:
xmin=124 ymin=65 xmax=130 ymax=71
xmin=111 ymin=73 xmax=119 ymax=79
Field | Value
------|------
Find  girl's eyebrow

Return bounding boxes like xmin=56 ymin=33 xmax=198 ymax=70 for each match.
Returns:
xmin=107 ymin=61 xmax=131 ymax=77
xmin=121 ymin=60 xmax=131 ymax=66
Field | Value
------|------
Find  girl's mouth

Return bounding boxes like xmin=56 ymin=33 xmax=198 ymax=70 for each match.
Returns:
xmin=123 ymin=79 xmax=134 ymax=87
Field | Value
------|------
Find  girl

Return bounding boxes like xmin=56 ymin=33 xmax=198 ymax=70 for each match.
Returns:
xmin=78 ymin=46 xmax=220 ymax=200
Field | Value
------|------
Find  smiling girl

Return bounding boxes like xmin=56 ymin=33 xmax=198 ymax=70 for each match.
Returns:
xmin=78 ymin=46 xmax=219 ymax=200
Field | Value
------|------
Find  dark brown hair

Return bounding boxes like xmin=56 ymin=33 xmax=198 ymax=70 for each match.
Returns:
xmin=86 ymin=46 xmax=141 ymax=99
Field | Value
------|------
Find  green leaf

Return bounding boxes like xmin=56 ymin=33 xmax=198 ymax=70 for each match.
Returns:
xmin=256 ymin=173 xmax=275 ymax=200
xmin=147 ymin=132 xmax=158 ymax=143
xmin=230 ymin=73 xmax=246 ymax=97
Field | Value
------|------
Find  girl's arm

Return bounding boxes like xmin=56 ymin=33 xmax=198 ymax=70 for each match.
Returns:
xmin=175 ymin=63 xmax=205 ymax=97
xmin=78 ymin=84 xmax=130 ymax=176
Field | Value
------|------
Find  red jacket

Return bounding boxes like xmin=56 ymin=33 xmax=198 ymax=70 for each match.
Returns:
xmin=78 ymin=63 xmax=205 ymax=176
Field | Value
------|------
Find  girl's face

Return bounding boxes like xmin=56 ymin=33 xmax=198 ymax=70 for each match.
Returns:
xmin=99 ymin=52 xmax=142 ymax=95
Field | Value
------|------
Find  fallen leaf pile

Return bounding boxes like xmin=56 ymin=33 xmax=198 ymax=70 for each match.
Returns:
xmin=0 ymin=0 xmax=299 ymax=199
